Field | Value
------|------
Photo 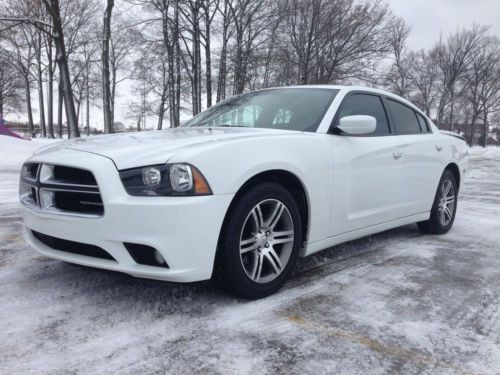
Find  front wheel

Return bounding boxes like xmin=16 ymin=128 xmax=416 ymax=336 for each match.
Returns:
xmin=418 ymin=170 xmax=458 ymax=234
xmin=217 ymin=182 xmax=302 ymax=299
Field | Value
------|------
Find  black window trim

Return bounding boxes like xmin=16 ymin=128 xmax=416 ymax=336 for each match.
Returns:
xmin=328 ymin=91 xmax=394 ymax=137
xmin=415 ymin=111 xmax=431 ymax=133
xmin=383 ymin=96 xmax=433 ymax=135
xmin=329 ymin=90 xmax=434 ymax=137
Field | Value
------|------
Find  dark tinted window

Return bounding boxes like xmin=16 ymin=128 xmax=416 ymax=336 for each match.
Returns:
xmin=416 ymin=112 xmax=429 ymax=133
xmin=387 ymin=99 xmax=421 ymax=135
xmin=337 ymin=94 xmax=390 ymax=135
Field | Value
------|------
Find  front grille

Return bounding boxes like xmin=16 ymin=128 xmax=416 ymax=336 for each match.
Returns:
xmin=53 ymin=165 xmax=97 ymax=186
xmin=32 ymin=230 xmax=116 ymax=261
xmin=54 ymin=191 xmax=104 ymax=215
xmin=20 ymin=163 xmax=104 ymax=217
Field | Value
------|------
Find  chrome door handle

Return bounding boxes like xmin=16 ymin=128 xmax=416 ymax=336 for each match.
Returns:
xmin=393 ymin=150 xmax=403 ymax=160
xmin=436 ymin=145 xmax=443 ymax=152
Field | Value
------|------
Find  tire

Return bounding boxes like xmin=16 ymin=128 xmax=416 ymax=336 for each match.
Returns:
xmin=217 ymin=182 xmax=303 ymax=299
xmin=418 ymin=170 xmax=458 ymax=235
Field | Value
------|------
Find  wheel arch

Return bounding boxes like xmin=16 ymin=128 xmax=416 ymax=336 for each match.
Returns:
xmin=444 ymin=162 xmax=461 ymax=192
xmin=215 ymin=169 xmax=310 ymax=261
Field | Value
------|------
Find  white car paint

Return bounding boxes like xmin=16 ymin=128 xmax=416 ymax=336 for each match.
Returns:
xmin=20 ymin=85 xmax=469 ymax=282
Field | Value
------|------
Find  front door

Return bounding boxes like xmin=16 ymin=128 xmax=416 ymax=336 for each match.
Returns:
xmin=329 ymin=93 xmax=407 ymax=236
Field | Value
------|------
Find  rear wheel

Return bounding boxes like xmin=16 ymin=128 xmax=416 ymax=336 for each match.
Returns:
xmin=418 ymin=170 xmax=458 ymax=234
xmin=217 ymin=182 xmax=302 ymax=299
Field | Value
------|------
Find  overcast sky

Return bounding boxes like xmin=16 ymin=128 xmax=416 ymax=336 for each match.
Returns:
xmin=6 ymin=0 xmax=500 ymax=129
xmin=388 ymin=0 xmax=500 ymax=50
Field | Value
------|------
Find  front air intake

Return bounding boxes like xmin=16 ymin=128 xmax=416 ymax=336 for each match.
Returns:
xmin=32 ymin=230 xmax=116 ymax=261
xmin=123 ymin=243 xmax=169 ymax=268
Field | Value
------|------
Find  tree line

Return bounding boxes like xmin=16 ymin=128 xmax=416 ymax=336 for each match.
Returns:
xmin=0 ymin=0 xmax=499 ymax=146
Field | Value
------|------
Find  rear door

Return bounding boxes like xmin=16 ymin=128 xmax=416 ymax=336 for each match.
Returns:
xmin=384 ymin=98 xmax=443 ymax=215
xmin=329 ymin=92 xmax=407 ymax=235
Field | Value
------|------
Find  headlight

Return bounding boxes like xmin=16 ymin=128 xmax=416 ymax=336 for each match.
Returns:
xmin=119 ymin=163 xmax=212 ymax=196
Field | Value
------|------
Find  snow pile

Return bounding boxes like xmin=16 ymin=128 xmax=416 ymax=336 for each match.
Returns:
xmin=468 ymin=146 xmax=500 ymax=160
xmin=0 ymin=135 xmax=59 ymax=170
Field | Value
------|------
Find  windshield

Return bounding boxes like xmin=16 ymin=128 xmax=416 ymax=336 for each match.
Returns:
xmin=182 ymin=88 xmax=339 ymax=132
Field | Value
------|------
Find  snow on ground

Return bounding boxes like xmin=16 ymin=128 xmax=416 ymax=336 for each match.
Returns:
xmin=1 ymin=136 xmax=500 ymax=374
xmin=0 ymin=136 xmax=60 ymax=206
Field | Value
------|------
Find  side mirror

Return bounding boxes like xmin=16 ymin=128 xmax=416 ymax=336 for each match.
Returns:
xmin=337 ymin=115 xmax=376 ymax=135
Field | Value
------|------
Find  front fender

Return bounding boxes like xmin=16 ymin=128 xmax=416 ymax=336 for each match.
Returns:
xmin=168 ymin=134 xmax=335 ymax=244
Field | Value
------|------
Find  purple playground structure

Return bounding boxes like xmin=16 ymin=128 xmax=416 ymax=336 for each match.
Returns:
xmin=0 ymin=114 xmax=26 ymax=139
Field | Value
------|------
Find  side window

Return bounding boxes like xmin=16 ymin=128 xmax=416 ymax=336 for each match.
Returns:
xmin=416 ymin=112 xmax=430 ymax=133
xmin=337 ymin=94 xmax=390 ymax=135
xmin=386 ymin=99 xmax=421 ymax=135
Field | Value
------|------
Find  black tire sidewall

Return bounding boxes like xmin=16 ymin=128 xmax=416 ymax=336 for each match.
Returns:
xmin=219 ymin=182 xmax=302 ymax=299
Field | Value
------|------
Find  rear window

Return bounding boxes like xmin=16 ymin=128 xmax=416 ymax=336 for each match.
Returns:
xmin=386 ymin=99 xmax=421 ymax=135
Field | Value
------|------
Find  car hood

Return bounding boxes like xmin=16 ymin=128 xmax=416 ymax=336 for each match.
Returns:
xmin=33 ymin=127 xmax=297 ymax=170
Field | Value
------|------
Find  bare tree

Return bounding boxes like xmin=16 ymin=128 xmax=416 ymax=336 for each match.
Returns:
xmin=432 ymin=25 xmax=488 ymax=130
xmin=102 ymin=0 xmax=114 ymax=133
xmin=279 ymin=0 xmax=393 ymax=85
xmin=384 ymin=17 xmax=411 ymax=97
xmin=407 ymin=50 xmax=439 ymax=117
xmin=42 ymin=0 xmax=81 ymax=137
xmin=0 ymin=54 xmax=24 ymax=116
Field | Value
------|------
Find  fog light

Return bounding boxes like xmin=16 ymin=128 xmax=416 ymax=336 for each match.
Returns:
xmin=40 ymin=189 xmax=55 ymax=209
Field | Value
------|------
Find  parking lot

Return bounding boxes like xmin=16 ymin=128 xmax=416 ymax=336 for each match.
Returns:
xmin=1 ymin=144 xmax=499 ymax=374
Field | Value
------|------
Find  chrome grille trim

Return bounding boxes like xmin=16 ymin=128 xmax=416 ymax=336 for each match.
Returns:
xmin=20 ymin=163 xmax=104 ymax=218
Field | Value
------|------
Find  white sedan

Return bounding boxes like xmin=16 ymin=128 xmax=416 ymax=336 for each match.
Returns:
xmin=20 ymin=86 xmax=468 ymax=298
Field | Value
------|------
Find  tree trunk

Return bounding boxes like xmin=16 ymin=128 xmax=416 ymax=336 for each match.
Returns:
xmin=46 ymin=39 xmax=55 ymax=138
xmin=175 ymin=9 xmax=181 ymax=126
xmin=45 ymin=0 xmax=80 ymax=138
xmin=482 ymin=109 xmax=488 ymax=148
xmin=102 ymin=0 xmax=114 ymax=134
xmin=57 ymin=76 xmax=63 ymax=138
xmin=163 ymin=0 xmax=180 ymax=127
xmin=216 ymin=0 xmax=228 ymax=103
xmin=25 ymin=77 xmax=35 ymax=138
xmin=111 ymin=63 xmax=116 ymax=129
xmin=469 ymin=114 xmax=477 ymax=146
xmin=205 ymin=0 xmax=212 ymax=108
xmin=86 ymin=68 xmax=90 ymax=136
xmin=37 ymin=33 xmax=46 ymax=138
xmin=157 ymin=100 xmax=165 ymax=130
xmin=191 ymin=2 xmax=202 ymax=115
xmin=449 ymin=88 xmax=455 ymax=132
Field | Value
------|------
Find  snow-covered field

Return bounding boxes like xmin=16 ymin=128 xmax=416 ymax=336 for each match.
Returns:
xmin=1 ymin=135 xmax=500 ymax=374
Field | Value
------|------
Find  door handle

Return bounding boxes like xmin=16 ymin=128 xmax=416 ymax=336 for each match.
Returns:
xmin=393 ymin=150 xmax=403 ymax=160
xmin=436 ymin=145 xmax=443 ymax=152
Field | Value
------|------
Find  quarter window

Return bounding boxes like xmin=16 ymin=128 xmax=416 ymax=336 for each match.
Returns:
xmin=336 ymin=94 xmax=390 ymax=135
xmin=416 ymin=112 xmax=430 ymax=133
xmin=386 ymin=99 xmax=421 ymax=135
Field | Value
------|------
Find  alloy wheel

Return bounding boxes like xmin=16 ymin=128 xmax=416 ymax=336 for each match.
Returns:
xmin=239 ymin=199 xmax=294 ymax=284
xmin=438 ymin=179 xmax=455 ymax=226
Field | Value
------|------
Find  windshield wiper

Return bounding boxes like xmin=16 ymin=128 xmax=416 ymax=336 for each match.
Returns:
xmin=217 ymin=124 xmax=247 ymax=128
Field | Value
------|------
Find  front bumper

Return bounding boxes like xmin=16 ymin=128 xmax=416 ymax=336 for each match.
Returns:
xmin=21 ymin=149 xmax=234 ymax=282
